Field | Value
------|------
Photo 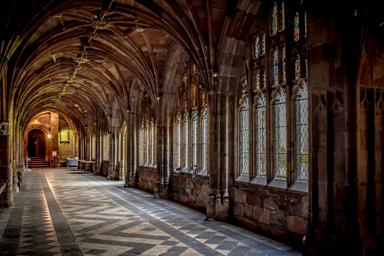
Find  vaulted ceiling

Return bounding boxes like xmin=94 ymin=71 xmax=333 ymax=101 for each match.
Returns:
xmin=0 ymin=0 xmax=261 ymax=131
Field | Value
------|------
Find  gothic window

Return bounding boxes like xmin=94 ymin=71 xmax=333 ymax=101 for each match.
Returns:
xmin=282 ymin=45 xmax=286 ymax=84
xmin=294 ymin=12 xmax=300 ymax=42
xmin=183 ymin=112 xmax=189 ymax=168
xmin=103 ymin=133 xmax=110 ymax=160
xmin=280 ymin=1 xmax=285 ymax=32
xmin=261 ymin=33 xmax=266 ymax=56
xmin=192 ymin=110 xmax=199 ymax=168
xmin=92 ymin=136 xmax=96 ymax=160
xmin=174 ymin=113 xmax=181 ymax=168
xmin=139 ymin=123 xmax=145 ymax=165
xmin=273 ymin=48 xmax=279 ymax=86
xmin=273 ymin=90 xmax=287 ymax=179
xmin=146 ymin=120 xmax=150 ymax=164
xmin=295 ymin=54 xmax=301 ymax=79
xmin=150 ymin=119 xmax=155 ymax=166
xmin=239 ymin=96 xmax=250 ymax=175
xmin=294 ymin=84 xmax=309 ymax=181
xmin=201 ymin=107 xmax=208 ymax=172
xmin=255 ymin=95 xmax=267 ymax=176
xmin=255 ymin=36 xmax=261 ymax=59
xmin=271 ymin=2 xmax=278 ymax=35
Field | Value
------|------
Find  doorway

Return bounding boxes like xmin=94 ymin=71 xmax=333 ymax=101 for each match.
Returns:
xmin=28 ymin=129 xmax=46 ymax=158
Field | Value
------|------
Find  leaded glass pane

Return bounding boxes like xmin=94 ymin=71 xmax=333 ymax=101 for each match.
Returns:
xmin=192 ymin=110 xmax=199 ymax=168
xmin=273 ymin=48 xmax=279 ymax=86
xmin=295 ymin=85 xmax=309 ymax=181
xmin=240 ymin=97 xmax=250 ymax=175
xmin=295 ymin=54 xmax=301 ymax=79
xmin=280 ymin=2 xmax=285 ymax=32
xmin=103 ymin=134 xmax=110 ymax=161
xmin=174 ymin=113 xmax=181 ymax=168
xmin=255 ymin=95 xmax=267 ymax=176
xmin=273 ymin=91 xmax=287 ymax=179
xmin=294 ymin=12 xmax=300 ymax=42
xmin=255 ymin=36 xmax=260 ymax=59
xmin=146 ymin=120 xmax=150 ymax=164
xmin=282 ymin=46 xmax=286 ymax=84
xmin=262 ymin=33 xmax=266 ymax=56
xmin=201 ymin=107 xmax=208 ymax=172
xmin=255 ymin=69 xmax=260 ymax=91
xmin=271 ymin=2 xmax=278 ymax=35
xmin=151 ymin=120 xmax=155 ymax=165
xmin=140 ymin=126 xmax=145 ymax=164
xmin=184 ymin=112 xmax=189 ymax=168
xmin=304 ymin=12 xmax=308 ymax=38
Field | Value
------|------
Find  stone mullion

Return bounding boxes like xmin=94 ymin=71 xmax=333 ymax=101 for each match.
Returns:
xmin=107 ymin=130 xmax=115 ymax=179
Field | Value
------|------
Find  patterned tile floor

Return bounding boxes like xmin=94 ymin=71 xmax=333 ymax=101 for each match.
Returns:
xmin=0 ymin=168 xmax=301 ymax=256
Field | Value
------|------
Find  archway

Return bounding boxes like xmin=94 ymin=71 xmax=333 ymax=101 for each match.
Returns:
xmin=28 ymin=129 xmax=46 ymax=158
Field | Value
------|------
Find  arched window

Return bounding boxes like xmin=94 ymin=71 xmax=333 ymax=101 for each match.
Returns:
xmin=139 ymin=122 xmax=145 ymax=165
xmin=255 ymin=95 xmax=267 ymax=176
xmin=239 ymin=96 xmax=250 ymax=175
xmin=173 ymin=112 xmax=181 ymax=168
xmin=150 ymin=119 xmax=155 ymax=166
xmin=201 ymin=106 xmax=208 ymax=172
xmin=192 ymin=110 xmax=199 ymax=168
xmin=103 ymin=133 xmax=110 ymax=160
xmin=273 ymin=89 xmax=287 ymax=179
xmin=183 ymin=112 xmax=189 ymax=169
xmin=294 ymin=84 xmax=309 ymax=181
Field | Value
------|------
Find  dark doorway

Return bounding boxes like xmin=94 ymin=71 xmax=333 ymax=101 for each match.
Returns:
xmin=28 ymin=129 xmax=46 ymax=158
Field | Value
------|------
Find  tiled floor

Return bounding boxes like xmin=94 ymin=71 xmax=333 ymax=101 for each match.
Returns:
xmin=0 ymin=168 xmax=301 ymax=255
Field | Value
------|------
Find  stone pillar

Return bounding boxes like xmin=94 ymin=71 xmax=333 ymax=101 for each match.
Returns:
xmin=126 ymin=112 xmax=137 ymax=187
xmin=154 ymin=114 xmax=168 ymax=199
xmin=107 ymin=129 xmax=116 ymax=180
xmin=0 ymin=121 xmax=13 ymax=207
xmin=206 ymin=90 xmax=229 ymax=220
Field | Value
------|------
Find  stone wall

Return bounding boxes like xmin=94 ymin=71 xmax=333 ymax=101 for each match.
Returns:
xmin=137 ymin=166 xmax=158 ymax=193
xmin=170 ymin=173 xmax=209 ymax=212
xmin=233 ymin=183 xmax=308 ymax=247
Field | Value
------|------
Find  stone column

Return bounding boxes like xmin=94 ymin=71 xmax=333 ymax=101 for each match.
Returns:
xmin=107 ymin=129 xmax=116 ymax=180
xmin=154 ymin=114 xmax=168 ymax=199
xmin=125 ymin=112 xmax=137 ymax=187
xmin=0 ymin=121 xmax=13 ymax=207
xmin=206 ymin=90 xmax=229 ymax=220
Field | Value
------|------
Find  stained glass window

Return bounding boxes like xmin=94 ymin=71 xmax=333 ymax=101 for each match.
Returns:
xmin=273 ymin=90 xmax=287 ymax=179
xmin=263 ymin=70 xmax=267 ymax=89
xmin=255 ymin=95 xmax=267 ymax=176
xmin=271 ymin=2 xmax=278 ymax=35
xmin=294 ymin=12 xmax=300 ymax=42
xmin=239 ymin=97 xmax=250 ymax=175
xmin=295 ymin=85 xmax=309 ymax=181
xmin=192 ymin=110 xmax=199 ymax=168
xmin=184 ymin=112 xmax=189 ymax=168
xmin=255 ymin=36 xmax=260 ymax=59
xmin=273 ymin=48 xmax=279 ymax=86
xmin=295 ymin=54 xmax=301 ymax=79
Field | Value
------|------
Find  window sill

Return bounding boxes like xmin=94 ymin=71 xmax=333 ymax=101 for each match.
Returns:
xmin=250 ymin=175 xmax=267 ymax=186
xmin=268 ymin=178 xmax=288 ymax=190
xmin=289 ymin=180 xmax=308 ymax=193
xmin=235 ymin=174 xmax=250 ymax=183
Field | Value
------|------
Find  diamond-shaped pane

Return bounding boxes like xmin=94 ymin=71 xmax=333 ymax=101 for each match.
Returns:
xmin=295 ymin=86 xmax=309 ymax=180
xmin=240 ymin=97 xmax=250 ymax=175
xmin=273 ymin=91 xmax=287 ymax=179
